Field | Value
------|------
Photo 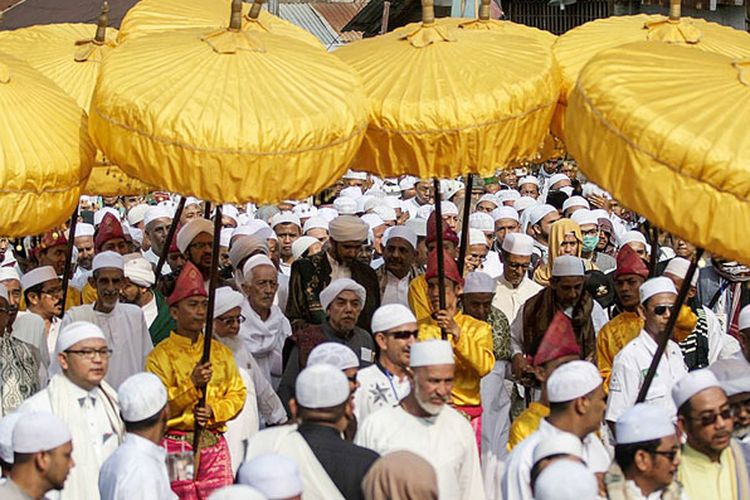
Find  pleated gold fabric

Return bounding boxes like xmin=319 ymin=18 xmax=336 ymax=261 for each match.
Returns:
xmin=89 ymin=28 xmax=368 ymax=204
xmin=117 ymin=0 xmax=323 ymax=49
xmin=0 ymin=52 xmax=95 ymax=235
xmin=566 ymin=41 xmax=750 ymax=264
xmin=334 ymin=20 xmax=560 ymax=179
xmin=84 ymin=160 xmax=156 ymax=196
xmin=553 ymin=14 xmax=750 ymax=140
xmin=449 ymin=17 xmax=556 ymax=47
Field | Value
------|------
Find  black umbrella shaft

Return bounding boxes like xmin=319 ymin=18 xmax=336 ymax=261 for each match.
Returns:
xmin=59 ymin=207 xmax=79 ymax=318
xmin=433 ymin=178 xmax=447 ymax=340
xmin=457 ymin=174 xmax=473 ymax=276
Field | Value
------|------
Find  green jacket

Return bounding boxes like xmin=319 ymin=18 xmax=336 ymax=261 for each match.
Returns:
xmin=149 ymin=290 xmax=176 ymax=346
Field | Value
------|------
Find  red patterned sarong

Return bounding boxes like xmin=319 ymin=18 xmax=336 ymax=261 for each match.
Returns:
xmin=457 ymin=405 xmax=483 ymax=456
xmin=164 ymin=430 xmax=233 ymax=499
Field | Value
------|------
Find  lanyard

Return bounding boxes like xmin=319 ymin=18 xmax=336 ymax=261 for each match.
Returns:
xmin=377 ymin=361 xmax=402 ymax=400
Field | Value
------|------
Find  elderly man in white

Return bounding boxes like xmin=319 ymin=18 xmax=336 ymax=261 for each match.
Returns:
xmin=98 ymin=372 xmax=176 ymax=500
xmin=355 ymin=340 xmax=486 ymax=500
xmin=19 ymin=321 xmax=124 ymax=500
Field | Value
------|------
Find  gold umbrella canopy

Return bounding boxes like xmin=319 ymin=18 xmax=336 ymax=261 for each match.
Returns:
xmin=89 ymin=0 xmax=368 ymax=204
xmin=566 ymin=41 xmax=750 ymax=264
xmin=552 ymin=0 xmax=750 ymax=140
xmin=118 ymin=0 xmax=323 ymax=49
xmin=334 ymin=0 xmax=560 ymax=179
xmin=0 ymin=52 xmax=95 ymax=236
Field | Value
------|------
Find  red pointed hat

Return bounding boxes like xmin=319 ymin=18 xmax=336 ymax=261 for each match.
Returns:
xmin=31 ymin=227 xmax=68 ymax=258
xmin=94 ymin=212 xmax=125 ymax=252
xmin=614 ymin=244 xmax=649 ymax=279
xmin=533 ymin=310 xmax=581 ymax=366
xmin=168 ymin=224 xmax=182 ymax=254
xmin=425 ymin=212 xmax=459 ymax=246
xmin=425 ymin=249 xmax=464 ymax=286
xmin=167 ymin=261 xmax=207 ymax=306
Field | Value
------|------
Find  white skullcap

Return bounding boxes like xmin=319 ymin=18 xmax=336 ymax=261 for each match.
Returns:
xmin=340 ymin=186 xmax=363 ymax=200
xmin=532 ymin=432 xmax=584 ymax=464
xmin=319 ymin=278 xmax=366 ymax=311
xmin=518 ymin=175 xmax=539 ymax=187
xmin=639 ymin=277 xmax=677 ymax=304
xmin=242 ymin=255 xmax=276 ymax=282
xmin=318 ymin=207 xmax=339 ymax=222
xmin=184 ymin=197 xmax=201 ymax=207
xmin=410 ymin=340 xmax=454 ymax=367
xmin=384 ymin=196 xmax=402 ymax=210
xmin=616 ymin=404 xmax=675 ymax=445
xmin=469 ymin=212 xmax=494 ymax=233
xmin=0 ymin=412 xmax=24 ymax=463
xmin=491 ymin=206 xmax=520 ymax=223
xmin=0 ymin=267 xmax=20 ymax=283
xmin=308 ymin=342 xmax=359 ymax=371
xmin=270 ymin=211 xmax=301 ymax=229
xmin=371 ymin=204 xmax=397 ymax=223
xmin=440 ymin=201 xmax=458 ymax=216
xmin=570 ymin=209 xmax=598 ymax=228
xmin=534 ymin=460 xmax=598 ymax=500
xmin=562 ymin=196 xmax=590 ymax=212
xmin=416 ymin=204 xmax=434 ymax=220
xmin=238 ymin=454 xmax=303 ymax=498
xmin=463 ymin=272 xmax=496 ymax=294
xmin=363 ymin=197 xmax=384 ymax=214
xmin=619 ymin=230 xmax=648 ymax=248
xmin=303 ymin=216 xmax=329 ymax=234
xmin=118 ymin=372 xmax=167 ymax=422
xmin=399 ymin=176 xmax=417 ymax=190
xmin=92 ymin=251 xmax=124 ymax=272
xmin=126 ymin=205 xmax=150 ymax=227
xmin=94 ymin=207 xmax=120 ymax=227
xmin=343 ymin=169 xmax=367 ymax=180
xmin=548 ymin=173 xmax=571 ymax=188
xmin=292 ymin=236 xmax=320 ymax=261
xmin=176 ymin=218 xmax=213 ymax=254
xmin=440 ymin=180 xmax=464 ymax=200
xmin=709 ymin=358 xmax=750 ymax=397
xmin=739 ymin=304 xmax=750 ymax=331
xmin=496 ymin=190 xmax=521 ymax=203
xmin=220 ymin=228 xmax=233 ymax=249
xmin=383 ymin=226 xmax=417 ymax=250
xmin=75 ymin=223 xmax=95 ymax=238
xmin=663 ymin=257 xmax=698 ymax=287
xmin=333 ymin=197 xmax=357 ymax=215
xmin=157 ymin=200 xmax=177 ymax=214
xmin=552 ymin=256 xmax=585 ymax=277
xmin=514 ymin=197 xmax=537 ymax=212
xmin=124 ymin=256 xmax=155 ymax=287
xmin=405 ymin=218 xmax=427 ymax=238
xmin=529 ymin=204 xmax=558 ymax=225
xmin=591 ymin=209 xmax=609 ymax=220
xmin=672 ymin=368 xmax=721 ymax=410
xmin=0 ymin=284 xmax=7 ymax=303
xmin=20 ymin=266 xmax=57 ymax=290
xmin=208 ymin=485 xmax=266 ymax=500
xmin=56 ymin=321 xmax=106 ymax=354
xmin=12 ymin=412 xmax=71 ymax=454
xmin=502 ymin=233 xmax=534 ymax=256
xmin=355 ymin=195 xmax=373 ymax=214
xmin=329 ymin=216 xmax=368 ymax=243
xmin=468 ymin=228 xmax=488 ymax=247
xmin=144 ymin=206 xmax=173 ymax=227
xmin=371 ymin=304 xmax=417 ymax=333
xmin=220 ymin=204 xmax=238 ymax=223
xmin=214 ymin=287 xmax=244 ymax=318
xmin=361 ymin=214 xmax=385 ymax=230
xmin=547 ymin=360 xmax=602 ymax=403
xmin=296 ymin=363 xmax=350 ymax=408
xmin=236 ymin=220 xmax=274 ymax=241
xmin=477 ymin=194 xmax=499 ymax=208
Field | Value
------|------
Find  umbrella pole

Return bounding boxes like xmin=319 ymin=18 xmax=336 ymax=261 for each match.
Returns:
xmin=432 ymin=178 xmax=448 ymax=340
xmin=59 ymin=207 xmax=79 ymax=318
xmin=154 ymin=196 xmax=186 ymax=283
xmin=203 ymin=202 xmax=212 ymax=220
xmin=380 ymin=0 xmax=391 ymax=34
xmin=636 ymin=248 xmax=703 ymax=403
xmin=648 ymin=224 xmax=659 ymax=278
xmin=457 ymin=174 xmax=474 ymax=276
xmin=192 ymin=205 xmax=223 ymax=467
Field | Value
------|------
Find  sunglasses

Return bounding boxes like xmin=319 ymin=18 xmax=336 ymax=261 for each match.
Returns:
xmin=652 ymin=303 xmax=675 ymax=316
xmin=691 ymin=407 xmax=734 ymax=427
xmin=650 ymin=449 xmax=679 ymax=461
xmin=387 ymin=330 xmax=419 ymax=340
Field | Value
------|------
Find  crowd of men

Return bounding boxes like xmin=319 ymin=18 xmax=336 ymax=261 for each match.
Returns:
xmin=1 ymin=161 xmax=749 ymax=499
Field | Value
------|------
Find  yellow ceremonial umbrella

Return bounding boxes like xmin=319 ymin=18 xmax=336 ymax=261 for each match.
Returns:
xmin=566 ymin=41 xmax=750 ymax=264
xmin=552 ymin=0 xmax=750 ymax=141
xmin=0 ymin=5 xmax=156 ymax=196
xmin=89 ymin=0 xmax=368 ymax=204
xmin=334 ymin=0 xmax=560 ymax=179
xmin=118 ymin=0 xmax=323 ymax=49
xmin=0 ymin=52 xmax=95 ymax=235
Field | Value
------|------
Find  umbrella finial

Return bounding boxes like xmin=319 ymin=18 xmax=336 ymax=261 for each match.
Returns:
xmin=249 ymin=0 xmax=265 ymax=20
xmin=229 ymin=0 xmax=243 ymax=31
xmin=668 ymin=0 xmax=681 ymax=21
xmin=478 ymin=0 xmax=491 ymax=21
xmin=422 ymin=0 xmax=435 ymax=25
xmin=95 ymin=1 xmax=109 ymax=43
xmin=734 ymin=59 xmax=750 ymax=87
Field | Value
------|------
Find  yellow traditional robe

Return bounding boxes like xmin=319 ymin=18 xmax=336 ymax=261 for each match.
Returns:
xmin=507 ymin=402 xmax=549 ymax=451
xmin=408 ymin=274 xmax=431 ymax=324
xmin=595 ymin=311 xmax=643 ymax=391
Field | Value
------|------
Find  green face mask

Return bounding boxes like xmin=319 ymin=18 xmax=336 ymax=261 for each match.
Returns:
xmin=582 ymin=234 xmax=600 ymax=253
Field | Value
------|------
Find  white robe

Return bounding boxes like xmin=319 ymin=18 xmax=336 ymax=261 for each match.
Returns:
xmin=142 ymin=248 xmax=170 ymax=275
xmin=98 ymin=433 xmax=177 ymax=500
xmin=381 ymin=271 xmax=411 ymax=307
xmin=239 ymin=301 xmax=291 ymax=389
xmin=223 ymin=367 xmax=260 ymax=474
xmin=352 ymin=363 xmax=411 ymax=423
xmin=59 ymin=303 xmax=153 ymax=388
xmin=355 ymin=405 xmax=486 ymax=500
xmin=491 ymin=276 xmax=542 ymax=325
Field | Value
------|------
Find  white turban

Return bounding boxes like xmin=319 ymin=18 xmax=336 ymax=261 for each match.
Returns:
xmin=214 ymin=287 xmax=245 ymax=317
xmin=329 ymin=216 xmax=368 ymax=242
xmin=242 ymin=255 xmax=276 ymax=283
xmin=319 ymin=278 xmax=366 ymax=311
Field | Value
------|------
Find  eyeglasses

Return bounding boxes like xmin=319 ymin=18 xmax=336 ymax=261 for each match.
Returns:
xmin=65 ymin=348 xmax=113 ymax=360
xmin=652 ymin=303 xmax=675 ymax=316
xmin=41 ymin=287 xmax=63 ymax=297
xmin=217 ymin=315 xmax=245 ymax=326
xmin=346 ymin=374 xmax=358 ymax=383
xmin=650 ymin=449 xmax=679 ymax=462
xmin=691 ymin=407 xmax=734 ymax=427
xmin=386 ymin=330 xmax=419 ymax=340
xmin=189 ymin=242 xmax=212 ymax=251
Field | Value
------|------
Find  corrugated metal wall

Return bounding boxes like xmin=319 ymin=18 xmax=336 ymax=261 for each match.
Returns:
xmin=505 ymin=0 xmax=612 ymax=34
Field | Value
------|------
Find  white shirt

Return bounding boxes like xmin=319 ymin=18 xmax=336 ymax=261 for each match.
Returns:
xmin=703 ymin=306 xmax=740 ymax=364
xmin=141 ymin=294 xmax=158 ymax=329
xmin=98 ymin=433 xmax=176 ymax=500
xmin=381 ymin=271 xmax=411 ymax=306
xmin=353 ymin=363 xmax=411 ymax=423
xmin=501 ymin=419 xmax=611 ymax=500
xmin=492 ymin=275 xmax=542 ymax=324
xmin=142 ymin=248 xmax=171 ymax=275
xmin=606 ymin=330 xmax=688 ymax=423
xmin=355 ymin=405 xmax=485 ymax=500
xmin=404 ymin=197 xmax=423 ymax=219
xmin=60 ymin=303 xmax=153 ymax=388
